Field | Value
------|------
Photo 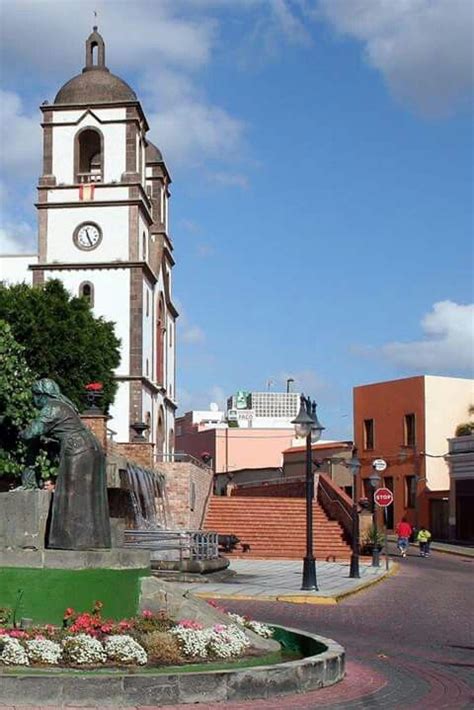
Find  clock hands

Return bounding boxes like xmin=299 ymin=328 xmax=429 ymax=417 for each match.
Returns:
xmin=84 ymin=228 xmax=94 ymax=247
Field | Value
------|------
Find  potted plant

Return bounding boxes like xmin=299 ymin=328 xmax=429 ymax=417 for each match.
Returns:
xmin=363 ymin=525 xmax=385 ymax=555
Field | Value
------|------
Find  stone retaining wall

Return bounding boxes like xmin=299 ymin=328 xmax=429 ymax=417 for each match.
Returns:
xmin=0 ymin=628 xmax=344 ymax=706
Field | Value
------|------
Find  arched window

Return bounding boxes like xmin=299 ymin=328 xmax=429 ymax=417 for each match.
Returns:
xmin=156 ymin=296 xmax=165 ymax=384
xmin=79 ymin=281 xmax=94 ymax=306
xmin=75 ymin=128 xmax=103 ymax=183
xmin=156 ymin=408 xmax=165 ymax=460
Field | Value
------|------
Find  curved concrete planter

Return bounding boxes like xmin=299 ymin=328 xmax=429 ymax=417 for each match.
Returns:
xmin=0 ymin=627 xmax=345 ymax=706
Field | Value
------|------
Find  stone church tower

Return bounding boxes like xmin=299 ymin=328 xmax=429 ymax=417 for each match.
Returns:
xmin=30 ymin=27 xmax=177 ymax=455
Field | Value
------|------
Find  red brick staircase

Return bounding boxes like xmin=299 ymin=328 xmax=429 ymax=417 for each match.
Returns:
xmin=204 ymin=496 xmax=351 ymax=560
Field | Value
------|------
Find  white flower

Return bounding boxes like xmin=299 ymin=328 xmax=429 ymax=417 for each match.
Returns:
xmin=104 ymin=635 xmax=147 ymax=665
xmin=0 ymin=638 xmax=29 ymax=666
xmin=245 ymin=620 xmax=274 ymax=638
xmin=26 ymin=638 xmax=62 ymax=665
xmin=170 ymin=624 xmax=250 ymax=659
xmin=226 ymin=612 xmax=274 ymax=638
xmin=62 ymin=634 xmax=106 ymax=665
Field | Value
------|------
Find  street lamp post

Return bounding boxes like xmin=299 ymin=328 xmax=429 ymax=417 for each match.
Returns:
xmin=368 ymin=471 xmax=381 ymax=567
xmin=292 ymin=395 xmax=325 ymax=591
xmin=348 ymin=451 xmax=361 ymax=579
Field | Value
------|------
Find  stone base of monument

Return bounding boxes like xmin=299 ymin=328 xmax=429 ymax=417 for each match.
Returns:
xmin=0 ymin=491 xmax=150 ymax=625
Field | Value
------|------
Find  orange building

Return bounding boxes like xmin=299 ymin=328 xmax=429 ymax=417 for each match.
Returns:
xmin=353 ymin=375 xmax=473 ymax=537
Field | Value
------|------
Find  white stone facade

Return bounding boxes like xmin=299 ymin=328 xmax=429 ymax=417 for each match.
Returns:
xmin=0 ymin=29 xmax=177 ymax=456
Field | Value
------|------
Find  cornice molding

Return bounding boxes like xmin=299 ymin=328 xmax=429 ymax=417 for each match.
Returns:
xmin=35 ymin=198 xmax=153 ymax=226
xmin=40 ymin=100 xmax=150 ymax=132
xmin=29 ymin=260 xmax=158 ymax=284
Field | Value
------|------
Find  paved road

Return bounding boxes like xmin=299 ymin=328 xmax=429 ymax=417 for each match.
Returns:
xmin=215 ymin=545 xmax=474 ymax=709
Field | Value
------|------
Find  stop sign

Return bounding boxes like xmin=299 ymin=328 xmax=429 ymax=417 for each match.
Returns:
xmin=374 ymin=487 xmax=394 ymax=507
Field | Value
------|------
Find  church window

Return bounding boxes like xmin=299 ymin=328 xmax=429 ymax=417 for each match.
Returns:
xmin=79 ymin=281 xmax=94 ymax=306
xmin=75 ymin=128 xmax=103 ymax=183
xmin=156 ymin=296 xmax=165 ymax=384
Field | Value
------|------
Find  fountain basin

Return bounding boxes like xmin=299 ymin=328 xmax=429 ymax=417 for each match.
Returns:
xmin=0 ymin=626 xmax=345 ymax=705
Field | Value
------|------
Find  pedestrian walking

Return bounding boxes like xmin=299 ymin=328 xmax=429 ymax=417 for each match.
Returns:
xmin=417 ymin=526 xmax=432 ymax=557
xmin=396 ymin=517 xmax=413 ymax=558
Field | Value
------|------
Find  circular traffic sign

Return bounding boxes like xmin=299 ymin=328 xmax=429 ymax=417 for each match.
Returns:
xmin=374 ymin=487 xmax=394 ymax=507
xmin=372 ymin=458 xmax=387 ymax=472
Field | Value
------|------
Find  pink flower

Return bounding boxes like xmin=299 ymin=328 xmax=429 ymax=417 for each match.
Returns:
xmin=178 ymin=619 xmax=204 ymax=630
xmin=34 ymin=634 xmax=46 ymax=640
xmin=118 ymin=620 xmax=132 ymax=630
xmin=142 ymin=610 xmax=153 ymax=619
xmin=63 ymin=607 xmax=75 ymax=619
xmin=213 ymin=624 xmax=226 ymax=632
xmin=8 ymin=630 xmax=28 ymax=639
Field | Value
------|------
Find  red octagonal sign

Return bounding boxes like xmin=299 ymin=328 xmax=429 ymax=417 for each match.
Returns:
xmin=374 ymin=487 xmax=394 ymax=507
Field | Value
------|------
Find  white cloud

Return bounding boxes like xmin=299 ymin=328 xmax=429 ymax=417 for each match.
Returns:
xmin=0 ymin=90 xmax=41 ymax=177
xmin=0 ymin=221 xmax=36 ymax=253
xmin=316 ymin=0 xmax=474 ymax=115
xmin=181 ymin=325 xmax=206 ymax=344
xmin=177 ymin=383 xmax=226 ymax=413
xmin=379 ymin=301 xmax=474 ymax=374
xmin=207 ymin=171 xmax=249 ymax=189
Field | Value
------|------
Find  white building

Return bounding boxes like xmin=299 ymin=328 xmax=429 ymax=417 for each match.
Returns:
xmin=226 ymin=390 xmax=301 ymax=429
xmin=0 ymin=27 xmax=177 ymax=455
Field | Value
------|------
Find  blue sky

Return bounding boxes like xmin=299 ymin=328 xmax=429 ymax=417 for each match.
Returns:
xmin=0 ymin=1 xmax=473 ymax=438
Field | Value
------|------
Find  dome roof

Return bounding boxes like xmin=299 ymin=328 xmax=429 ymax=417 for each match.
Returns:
xmin=54 ymin=27 xmax=137 ymax=105
xmin=54 ymin=69 xmax=137 ymax=105
xmin=145 ymin=141 xmax=163 ymax=163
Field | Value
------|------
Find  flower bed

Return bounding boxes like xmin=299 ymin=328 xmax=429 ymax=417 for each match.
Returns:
xmin=0 ymin=601 xmax=274 ymax=669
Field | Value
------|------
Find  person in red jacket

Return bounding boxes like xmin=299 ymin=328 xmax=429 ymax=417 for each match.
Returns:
xmin=396 ymin=517 xmax=413 ymax=557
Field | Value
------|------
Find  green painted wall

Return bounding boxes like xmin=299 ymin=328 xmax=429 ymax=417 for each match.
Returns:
xmin=0 ymin=567 xmax=149 ymax=624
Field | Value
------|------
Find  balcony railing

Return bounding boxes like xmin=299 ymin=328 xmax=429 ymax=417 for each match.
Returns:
xmin=77 ymin=172 xmax=102 ymax=184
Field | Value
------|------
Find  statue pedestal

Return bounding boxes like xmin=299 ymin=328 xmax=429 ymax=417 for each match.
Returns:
xmin=0 ymin=490 xmax=51 ymax=550
xmin=0 ymin=491 xmax=150 ymax=624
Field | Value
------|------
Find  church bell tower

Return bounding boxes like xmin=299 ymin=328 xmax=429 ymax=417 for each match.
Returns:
xmin=32 ymin=27 xmax=178 ymax=456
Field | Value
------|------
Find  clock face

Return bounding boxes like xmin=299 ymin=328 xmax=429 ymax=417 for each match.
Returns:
xmin=73 ymin=222 xmax=102 ymax=251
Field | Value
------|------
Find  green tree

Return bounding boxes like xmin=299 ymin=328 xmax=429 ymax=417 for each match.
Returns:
xmin=0 ymin=280 xmax=121 ymax=412
xmin=0 ymin=320 xmax=56 ymax=479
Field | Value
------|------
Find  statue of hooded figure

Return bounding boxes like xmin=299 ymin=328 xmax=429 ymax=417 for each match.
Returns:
xmin=21 ymin=379 xmax=111 ymax=550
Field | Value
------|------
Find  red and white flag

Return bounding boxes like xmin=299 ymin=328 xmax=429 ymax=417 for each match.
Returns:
xmin=79 ymin=184 xmax=95 ymax=201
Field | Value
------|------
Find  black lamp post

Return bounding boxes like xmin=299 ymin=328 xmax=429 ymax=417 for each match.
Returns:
xmin=348 ymin=451 xmax=361 ymax=579
xmin=368 ymin=471 xmax=381 ymax=567
xmin=292 ymin=394 xmax=325 ymax=591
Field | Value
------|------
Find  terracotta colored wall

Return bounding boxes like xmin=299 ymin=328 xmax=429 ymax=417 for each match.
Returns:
xmin=158 ymin=462 xmax=213 ymax=529
xmin=114 ymin=442 xmax=154 ymax=469
xmin=353 ymin=376 xmax=426 ymax=529
xmin=80 ymin=414 xmax=108 ymax=450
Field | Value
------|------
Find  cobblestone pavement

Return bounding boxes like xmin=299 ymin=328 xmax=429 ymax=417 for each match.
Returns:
xmin=4 ymin=546 xmax=473 ymax=709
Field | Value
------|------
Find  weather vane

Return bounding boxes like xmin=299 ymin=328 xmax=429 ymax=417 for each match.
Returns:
xmin=93 ymin=10 xmax=98 ymax=30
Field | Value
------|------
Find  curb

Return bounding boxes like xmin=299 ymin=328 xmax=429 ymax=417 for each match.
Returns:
xmin=0 ymin=628 xmax=345 ymax=706
xmin=194 ymin=564 xmax=398 ymax=605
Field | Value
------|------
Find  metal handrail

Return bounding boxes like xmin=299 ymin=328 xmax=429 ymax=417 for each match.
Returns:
xmin=318 ymin=474 xmax=353 ymax=541
xmin=123 ymin=529 xmax=219 ymax=561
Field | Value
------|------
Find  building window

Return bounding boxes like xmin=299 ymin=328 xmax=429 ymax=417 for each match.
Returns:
xmin=75 ymin=128 xmax=103 ymax=183
xmin=78 ymin=281 xmax=94 ymax=306
xmin=405 ymin=475 xmax=416 ymax=508
xmin=404 ymin=413 xmax=416 ymax=448
xmin=363 ymin=419 xmax=374 ymax=450
xmin=146 ymin=289 xmax=149 ymax=317
xmin=142 ymin=232 xmax=147 ymax=261
xmin=146 ymin=358 xmax=149 ymax=377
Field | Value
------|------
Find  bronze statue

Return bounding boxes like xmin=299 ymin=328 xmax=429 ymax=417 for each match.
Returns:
xmin=21 ymin=379 xmax=111 ymax=550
